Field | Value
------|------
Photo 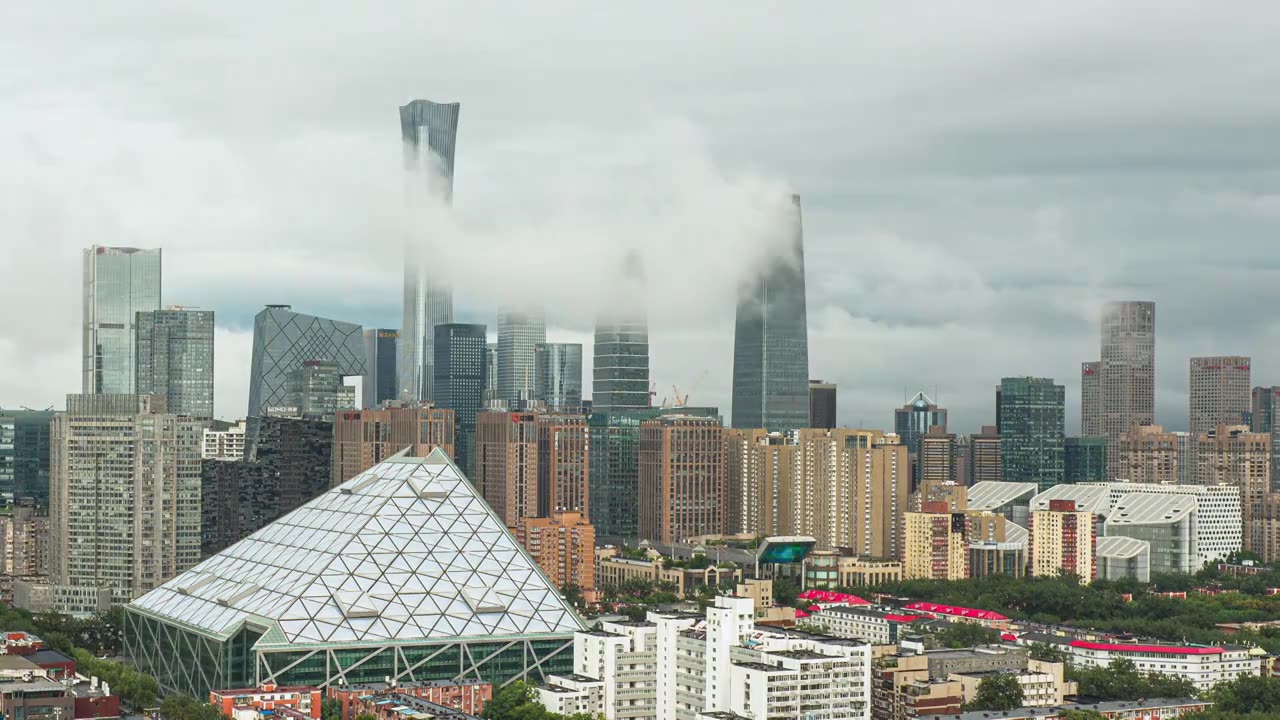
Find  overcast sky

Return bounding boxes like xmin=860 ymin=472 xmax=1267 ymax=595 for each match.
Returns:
xmin=4 ymin=1 xmax=1280 ymax=433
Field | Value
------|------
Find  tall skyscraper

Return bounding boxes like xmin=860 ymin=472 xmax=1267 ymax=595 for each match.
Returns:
xmin=82 ymin=246 xmax=162 ymax=395
xmin=1189 ymin=356 xmax=1251 ymax=435
xmin=534 ymin=343 xmax=583 ymax=411
xmin=731 ymin=195 xmax=809 ymax=432
xmin=50 ymin=394 xmax=202 ymax=603
xmin=284 ymin=360 xmax=357 ymax=421
xmin=135 ymin=307 xmax=214 ymax=418
xmin=593 ymin=250 xmax=651 ymax=413
xmin=536 ymin=414 xmax=590 ymax=517
xmin=1100 ymin=301 xmax=1156 ymax=477
xmin=475 ymin=411 xmax=540 ymax=526
xmin=1081 ymin=361 xmax=1101 ymax=436
xmin=433 ymin=323 xmax=487 ymax=473
xmin=245 ymin=305 xmax=366 ymax=420
xmin=809 ymin=380 xmax=837 ymax=429
xmin=918 ymin=426 xmax=957 ymax=496
xmin=0 ymin=409 xmax=53 ymax=504
xmin=361 ymin=328 xmax=399 ymax=409
xmin=998 ymin=377 xmax=1065 ymax=491
xmin=484 ymin=343 xmax=499 ymax=408
xmin=638 ymin=415 xmax=725 ymax=544
xmin=398 ymin=99 xmax=459 ymax=403
xmin=895 ymin=391 xmax=947 ymax=487
xmin=1252 ymin=386 xmax=1280 ymax=490
xmin=968 ymin=426 xmax=1002 ymax=485
xmin=496 ymin=306 xmax=546 ymax=403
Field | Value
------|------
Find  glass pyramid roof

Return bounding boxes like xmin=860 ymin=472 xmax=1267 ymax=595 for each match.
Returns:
xmin=130 ymin=449 xmax=585 ymax=646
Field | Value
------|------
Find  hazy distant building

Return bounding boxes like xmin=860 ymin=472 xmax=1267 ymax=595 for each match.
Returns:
xmin=534 ymin=343 xmax=583 ymax=411
xmin=968 ymin=426 xmax=1002 ymax=486
xmin=245 ymin=305 xmax=365 ymax=420
xmin=809 ymin=380 xmax=837 ymax=429
xmin=135 ymin=307 xmax=214 ymax=417
xmin=284 ymin=360 xmax=356 ymax=421
xmin=1117 ymin=424 xmax=1181 ymax=485
xmin=1189 ymin=356 xmax=1251 ymax=435
xmin=0 ymin=409 xmax=54 ymax=504
xmin=1064 ymin=437 xmax=1107 ymax=484
xmin=731 ymin=195 xmax=809 ymax=432
xmin=1099 ymin=301 xmax=1156 ymax=477
xmin=330 ymin=403 xmax=455 ymax=487
xmin=398 ymin=98 xmax=459 ymax=403
xmin=361 ymin=328 xmax=398 ymax=409
xmin=998 ymin=377 xmax=1065 ymax=491
xmin=51 ymin=394 xmax=202 ymax=603
xmin=1081 ymin=361 xmax=1101 ymax=437
xmin=433 ymin=323 xmax=486 ymax=473
xmin=1252 ymin=386 xmax=1279 ymax=435
xmin=639 ymin=415 xmax=725 ymax=544
xmin=593 ymin=250 xmax=650 ymax=413
xmin=82 ymin=246 xmax=162 ymax=395
xmin=496 ymin=307 xmax=546 ymax=403
xmin=484 ymin=343 xmax=499 ymax=407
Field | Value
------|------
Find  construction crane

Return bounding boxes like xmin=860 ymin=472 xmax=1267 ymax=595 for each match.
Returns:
xmin=648 ymin=381 xmax=658 ymax=407
xmin=671 ymin=385 xmax=688 ymax=407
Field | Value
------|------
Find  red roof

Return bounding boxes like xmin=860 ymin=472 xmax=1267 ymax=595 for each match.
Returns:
xmin=884 ymin=614 xmax=926 ymax=623
xmin=807 ymin=605 xmax=823 ymax=612
xmin=1001 ymin=633 xmax=1018 ymax=641
xmin=794 ymin=609 xmax=809 ymax=619
xmin=1069 ymin=640 xmax=1224 ymax=655
xmin=797 ymin=590 xmax=870 ymax=605
xmin=903 ymin=602 xmax=1009 ymax=621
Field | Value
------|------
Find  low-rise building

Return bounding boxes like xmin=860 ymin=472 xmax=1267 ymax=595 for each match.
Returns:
xmin=348 ymin=691 xmax=481 ymax=720
xmin=934 ymin=697 xmax=1210 ymax=720
xmin=873 ymin=654 xmax=962 ymax=720
xmin=901 ymin=603 xmax=1011 ymax=631
xmin=949 ymin=660 xmax=1072 ymax=708
xmin=597 ymin=552 xmax=742 ymax=597
xmin=12 ymin=580 xmax=111 ymax=618
xmin=210 ymin=683 xmax=323 ymax=720
xmin=1102 ymin=493 xmax=1199 ymax=575
xmin=813 ymin=606 xmax=928 ymax=645
xmin=326 ymin=681 xmax=491 ymax=720
xmin=1054 ymin=638 xmax=1260 ymax=691
xmin=804 ymin=552 xmax=903 ymax=589
xmin=1096 ymin=536 xmax=1151 ymax=583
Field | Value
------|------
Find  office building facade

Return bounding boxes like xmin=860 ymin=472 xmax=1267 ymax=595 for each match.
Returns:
xmin=0 ymin=410 xmax=54 ymax=504
xmin=284 ymin=360 xmax=356 ymax=421
xmin=474 ymin=411 xmax=540 ymax=526
xmin=968 ymin=426 xmax=1002 ymax=485
xmin=533 ymin=343 xmax=583 ymax=412
xmin=496 ymin=307 xmax=546 ymax=403
xmin=398 ymin=99 xmax=459 ymax=403
xmin=134 ymin=307 xmax=214 ymax=418
xmin=998 ymin=377 xmax=1065 ymax=491
xmin=809 ymin=380 xmax=837 ymax=429
xmin=246 ymin=305 xmax=366 ymax=420
xmin=433 ymin=323 xmax=486 ymax=473
xmin=638 ymin=415 xmax=725 ymax=544
xmin=361 ymin=328 xmax=399 ymax=409
xmin=1064 ymin=436 xmax=1107 ymax=484
xmin=593 ymin=250 xmax=650 ymax=413
xmin=1081 ymin=361 xmax=1101 ymax=436
xmin=536 ymin=414 xmax=590 ymax=517
xmin=330 ymin=403 xmax=456 ymax=487
xmin=82 ymin=246 xmax=162 ymax=395
xmin=50 ymin=394 xmax=203 ymax=603
xmin=1190 ymin=356 xmax=1251 ymax=435
xmin=1099 ymin=301 xmax=1156 ymax=477
xmin=731 ymin=194 xmax=809 ymax=432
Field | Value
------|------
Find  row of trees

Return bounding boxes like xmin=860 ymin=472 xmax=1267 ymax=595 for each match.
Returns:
xmin=479 ymin=681 xmax=601 ymax=720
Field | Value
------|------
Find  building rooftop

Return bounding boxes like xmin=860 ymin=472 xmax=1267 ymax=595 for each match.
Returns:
xmin=1030 ymin=484 xmax=1111 ymax=516
xmin=822 ymin=605 xmax=929 ymax=623
xmin=904 ymin=602 xmax=1009 ymax=622
xmin=361 ymin=692 xmax=481 ymax=720
xmin=0 ymin=655 xmax=43 ymax=672
xmin=1105 ymin=493 xmax=1196 ymax=526
xmin=936 ymin=697 xmax=1207 ymax=720
xmin=128 ymin=450 xmax=585 ymax=647
xmin=1096 ymin=535 xmax=1151 ymax=559
xmin=967 ymin=482 xmax=1038 ymax=511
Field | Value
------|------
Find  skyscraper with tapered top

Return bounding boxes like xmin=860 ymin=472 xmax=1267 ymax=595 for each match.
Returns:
xmin=731 ymin=194 xmax=809 ymax=432
xmin=398 ymin=99 xmax=459 ymax=403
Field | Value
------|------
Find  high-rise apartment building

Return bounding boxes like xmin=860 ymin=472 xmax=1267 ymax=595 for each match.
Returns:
xmin=1064 ymin=437 xmax=1107 ymax=484
xmin=536 ymin=415 xmax=589 ymax=517
xmin=0 ymin=409 xmax=53 ymax=504
xmin=1193 ymin=424 xmax=1271 ymax=558
xmin=246 ymin=305 xmax=366 ymax=420
xmin=1029 ymin=499 xmax=1096 ymax=583
xmin=1081 ymin=361 xmax=1101 ymax=436
xmin=515 ymin=511 xmax=596 ymax=599
xmin=1189 ymin=357 xmax=1251 ymax=435
xmin=1099 ymin=301 xmax=1156 ymax=477
xmin=723 ymin=429 xmax=796 ymax=536
xmin=731 ymin=195 xmax=809 ymax=432
xmin=50 ymin=394 xmax=203 ymax=603
xmin=284 ymin=360 xmax=357 ymax=421
xmin=792 ymin=429 xmax=910 ymax=558
xmin=0 ymin=504 xmax=50 ymax=599
xmin=919 ymin=426 xmax=957 ymax=496
xmin=330 ymin=403 xmax=456 ymax=487
xmin=968 ymin=426 xmax=1002 ymax=486
xmin=809 ymin=380 xmax=837 ymax=429
xmin=433 ymin=323 xmax=486 ymax=473
xmin=201 ymin=420 xmax=247 ymax=461
xmin=638 ymin=415 xmax=725 ymax=544
xmin=134 ymin=307 xmax=214 ymax=418
xmin=475 ymin=411 xmax=540 ymax=526
xmin=361 ymin=328 xmax=398 ymax=409
xmin=496 ymin=307 xmax=546 ymax=403
xmin=998 ymin=377 xmax=1065 ymax=491
xmin=903 ymin=503 xmax=967 ymax=580
xmin=533 ymin=343 xmax=583 ymax=412
xmin=398 ymin=99 xmax=459 ymax=403
xmin=82 ymin=246 xmax=162 ymax=395
xmin=1117 ymin=424 xmax=1181 ymax=484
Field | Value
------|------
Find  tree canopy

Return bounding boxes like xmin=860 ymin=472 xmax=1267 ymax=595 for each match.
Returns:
xmin=1069 ymin=657 xmax=1197 ymax=701
xmin=963 ymin=673 xmax=1024 ymax=711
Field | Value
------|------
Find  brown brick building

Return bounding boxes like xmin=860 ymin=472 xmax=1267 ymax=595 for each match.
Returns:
xmin=515 ymin=511 xmax=596 ymax=599
xmin=330 ymin=403 xmax=455 ymax=487
xmin=638 ymin=415 xmax=725 ymax=544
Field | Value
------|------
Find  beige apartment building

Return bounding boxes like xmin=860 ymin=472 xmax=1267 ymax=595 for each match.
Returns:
xmin=1196 ymin=424 xmax=1272 ymax=558
xmin=1029 ymin=499 xmax=1096 ymax=583
xmin=903 ymin=502 xmax=968 ymax=581
xmin=1117 ymin=424 xmax=1181 ymax=484
xmin=330 ymin=403 xmax=455 ymax=486
xmin=515 ymin=511 xmax=596 ymax=600
xmin=637 ymin=415 xmax=725 ymax=544
xmin=723 ymin=429 xmax=796 ymax=536
xmin=536 ymin=414 xmax=589 ymax=517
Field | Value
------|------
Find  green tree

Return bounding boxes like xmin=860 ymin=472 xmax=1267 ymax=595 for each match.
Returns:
xmin=1026 ymin=642 xmax=1069 ymax=663
xmin=1058 ymin=711 xmax=1106 ymax=720
xmin=1203 ymin=674 xmax=1280 ymax=715
xmin=354 ymin=714 xmax=377 ymax=720
xmin=933 ymin=622 xmax=999 ymax=649
xmin=321 ymin=698 xmax=342 ymax=720
xmin=159 ymin=694 xmax=225 ymax=720
xmin=772 ymin=577 xmax=800 ymax=607
xmin=560 ymin=584 xmax=585 ymax=609
xmin=963 ymin=673 xmax=1024 ymax=711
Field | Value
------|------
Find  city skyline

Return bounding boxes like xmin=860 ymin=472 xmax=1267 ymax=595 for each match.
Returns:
xmin=7 ymin=3 xmax=1280 ymax=435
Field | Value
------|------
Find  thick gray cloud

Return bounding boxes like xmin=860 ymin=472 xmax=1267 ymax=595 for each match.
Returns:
xmin=4 ymin=1 xmax=1280 ymax=432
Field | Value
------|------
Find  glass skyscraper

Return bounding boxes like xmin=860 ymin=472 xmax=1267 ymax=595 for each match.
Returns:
xmin=593 ymin=250 xmax=650 ymax=413
xmin=82 ymin=246 xmax=162 ymax=394
xmin=731 ymin=195 xmax=810 ymax=432
xmin=433 ymin=323 xmax=487 ymax=474
xmin=246 ymin=305 xmax=366 ymax=421
xmin=998 ymin=376 xmax=1066 ymax=491
xmin=398 ymin=99 xmax=460 ymax=403
xmin=534 ymin=343 xmax=583 ymax=411
xmin=135 ymin=308 xmax=215 ymax=418
xmin=496 ymin=306 xmax=546 ymax=403
xmin=362 ymin=328 xmax=399 ymax=409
